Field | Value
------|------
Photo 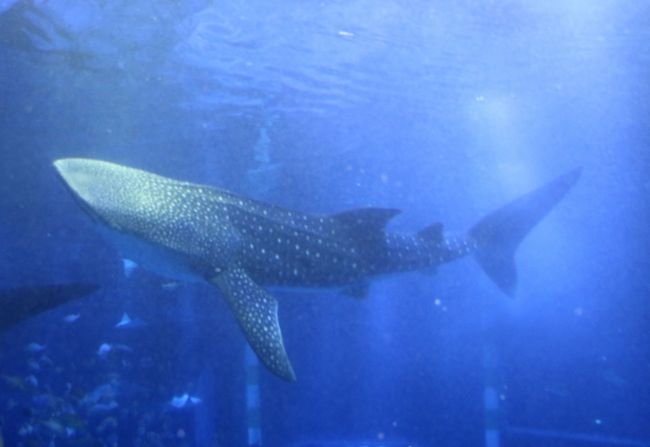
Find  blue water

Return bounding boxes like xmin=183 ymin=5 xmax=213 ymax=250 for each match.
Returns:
xmin=1 ymin=1 xmax=648 ymax=446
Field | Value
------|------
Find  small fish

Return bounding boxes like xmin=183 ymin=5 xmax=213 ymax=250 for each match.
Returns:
xmin=115 ymin=313 xmax=145 ymax=329
xmin=122 ymin=258 xmax=137 ymax=278
xmin=97 ymin=416 xmax=117 ymax=433
xmin=97 ymin=342 xmax=132 ymax=357
xmin=82 ymin=382 xmax=116 ymax=406
xmin=63 ymin=314 xmax=80 ymax=323
xmin=115 ymin=313 xmax=131 ymax=328
xmin=25 ymin=342 xmax=46 ymax=352
xmin=97 ymin=343 xmax=112 ymax=357
xmin=24 ymin=374 xmax=38 ymax=387
xmin=40 ymin=418 xmax=65 ymax=435
xmin=170 ymin=393 xmax=202 ymax=408
xmin=170 ymin=394 xmax=188 ymax=408
xmin=115 ymin=344 xmax=133 ymax=353
xmin=90 ymin=401 xmax=119 ymax=413
xmin=28 ymin=359 xmax=40 ymax=371
xmin=18 ymin=423 xmax=34 ymax=437
xmin=38 ymin=355 xmax=54 ymax=368
xmin=161 ymin=281 xmax=179 ymax=291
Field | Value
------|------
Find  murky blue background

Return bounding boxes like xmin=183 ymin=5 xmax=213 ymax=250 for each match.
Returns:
xmin=1 ymin=1 xmax=648 ymax=446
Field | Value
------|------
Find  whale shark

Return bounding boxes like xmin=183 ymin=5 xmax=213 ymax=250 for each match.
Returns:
xmin=54 ymin=158 xmax=580 ymax=381
xmin=0 ymin=283 xmax=99 ymax=332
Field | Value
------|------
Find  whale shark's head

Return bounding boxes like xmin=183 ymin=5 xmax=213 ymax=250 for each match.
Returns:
xmin=53 ymin=158 xmax=172 ymax=231
xmin=54 ymin=157 xmax=243 ymax=283
xmin=54 ymin=158 xmax=110 ymax=208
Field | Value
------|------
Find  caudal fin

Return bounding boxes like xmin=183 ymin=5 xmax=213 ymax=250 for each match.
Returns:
xmin=469 ymin=168 xmax=582 ymax=296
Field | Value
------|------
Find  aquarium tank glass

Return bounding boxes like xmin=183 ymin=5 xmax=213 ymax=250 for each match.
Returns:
xmin=0 ymin=1 xmax=648 ymax=446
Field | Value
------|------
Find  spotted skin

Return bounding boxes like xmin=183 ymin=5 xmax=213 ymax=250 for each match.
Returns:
xmin=213 ymin=268 xmax=295 ymax=381
xmin=54 ymin=159 xmax=581 ymax=381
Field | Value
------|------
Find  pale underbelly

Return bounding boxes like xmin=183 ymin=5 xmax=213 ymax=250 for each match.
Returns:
xmin=96 ymin=225 xmax=204 ymax=283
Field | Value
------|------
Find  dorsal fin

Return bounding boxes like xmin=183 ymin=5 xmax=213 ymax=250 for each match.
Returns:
xmin=330 ymin=208 xmax=401 ymax=239
xmin=417 ymin=222 xmax=443 ymax=243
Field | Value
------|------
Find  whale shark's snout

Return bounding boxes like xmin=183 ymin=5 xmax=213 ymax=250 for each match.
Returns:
xmin=53 ymin=157 xmax=148 ymax=227
xmin=53 ymin=158 xmax=117 ymax=224
xmin=54 ymin=158 xmax=96 ymax=200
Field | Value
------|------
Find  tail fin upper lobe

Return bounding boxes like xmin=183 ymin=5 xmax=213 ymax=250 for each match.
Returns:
xmin=469 ymin=168 xmax=582 ymax=296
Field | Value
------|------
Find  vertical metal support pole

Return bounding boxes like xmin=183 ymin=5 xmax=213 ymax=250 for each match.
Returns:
xmin=194 ymin=370 xmax=216 ymax=446
xmin=243 ymin=118 xmax=277 ymax=446
xmin=483 ymin=342 xmax=501 ymax=447
xmin=245 ymin=346 xmax=262 ymax=446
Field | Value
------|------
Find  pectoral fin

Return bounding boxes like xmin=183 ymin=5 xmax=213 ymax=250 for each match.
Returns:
xmin=210 ymin=268 xmax=296 ymax=382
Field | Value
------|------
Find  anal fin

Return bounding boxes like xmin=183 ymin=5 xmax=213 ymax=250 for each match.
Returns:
xmin=210 ymin=268 xmax=296 ymax=382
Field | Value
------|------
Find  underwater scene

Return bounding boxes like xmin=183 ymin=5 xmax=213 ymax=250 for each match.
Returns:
xmin=0 ymin=1 xmax=648 ymax=446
